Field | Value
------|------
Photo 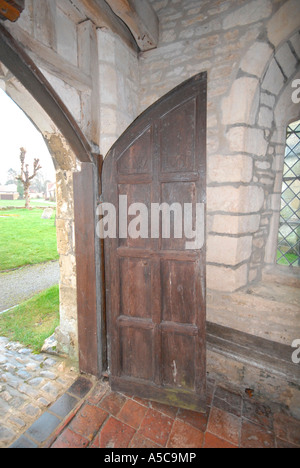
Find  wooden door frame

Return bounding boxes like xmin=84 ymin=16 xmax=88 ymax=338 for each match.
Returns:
xmin=0 ymin=24 xmax=105 ymax=377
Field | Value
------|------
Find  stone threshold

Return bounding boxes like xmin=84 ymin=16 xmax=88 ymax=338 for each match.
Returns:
xmin=207 ymin=322 xmax=300 ymax=385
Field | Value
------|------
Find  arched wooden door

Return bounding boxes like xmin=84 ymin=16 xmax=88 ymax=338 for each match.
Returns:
xmin=102 ymin=73 xmax=207 ymax=412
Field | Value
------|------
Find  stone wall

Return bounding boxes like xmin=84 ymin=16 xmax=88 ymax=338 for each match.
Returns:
xmin=98 ymin=28 xmax=139 ymax=156
xmin=140 ymin=0 xmax=300 ymax=293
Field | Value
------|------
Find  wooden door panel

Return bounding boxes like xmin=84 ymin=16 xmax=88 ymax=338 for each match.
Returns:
xmin=117 ymin=126 xmax=153 ymax=175
xmin=102 ymin=73 xmax=207 ymax=412
xmin=120 ymin=326 xmax=154 ymax=381
xmin=118 ymin=183 xmax=151 ymax=249
xmin=161 ymin=259 xmax=198 ymax=324
xmin=161 ymin=331 xmax=196 ymax=390
xmin=160 ymin=98 xmax=197 ymax=174
xmin=160 ymin=181 xmax=197 ymax=251
xmin=120 ymin=258 xmax=152 ymax=319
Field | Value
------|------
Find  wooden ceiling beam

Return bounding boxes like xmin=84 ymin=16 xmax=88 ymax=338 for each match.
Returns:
xmin=70 ymin=0 xmax=138 ymax=52
xmin=104 ymin=0 xmax=159 ymax=51
xmin=0 ymin=0 xmax=24 ymax=22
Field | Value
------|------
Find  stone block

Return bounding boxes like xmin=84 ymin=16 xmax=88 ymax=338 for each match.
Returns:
xmin=56 ymin=8 xmax=78 ymax=66
xmin=208 ymin=154 xmax=253 ymax=184
xmin=262 ymin=59 xmax=285 ymax=95
xmin=275 ymin=42 xmax=298 ymax=78
xmin=258 ymin=106 xmax=274 ymax=129
xmin=56 ymin=170 xmax=74 ymax=219
xmin=210 ymin=214 xmax=261 ymax=235
xmin=98 ymin=29 xmax=116 ymax=64
xmin=207 ymin=282 xmax=300 ymax=345
xmin=255 ymin=161 xmax=271 ymax=170
xmin=267 ymin=0 xmax=300 ymax=48
xmin=240 ymin=42 xmax=273 ymax=78
xmin=116 ymin=74 xmax=129 ymax=115
xmin=223 ymin=0 xmax=272 ymax=30
xmin=290 ymin=32 xmax=300 ymax=60
xmin=207 ymin=235 xmax=253 ymax=266
xmin=115 ymin=41 xmax=131 ymax=74
xmin=59 ymin=254 xmax=76 ymax=289
xmin=207 ymin=185 xmax=265 ymax=214
xmin=56 ymin=218 xmax=71 ymax=256
xmin=100 ymin=107 xmax=118 ymax=135
xmin=99 ymin=64 xmax=117 ymax=106
xmin=55 ymin=326 xmax=78 ymax=360
xmin=207 ymin=264 xmax=248 ymax=292
xmin=222 ymin=77 xmax=259 ymax=126
xmin=227 ymin=126 xmax=268 ymax=158
xmin=260 ymin=92 xmax=276 ymax=109
xmin=59 ymin=285 xmax=78 ymax=346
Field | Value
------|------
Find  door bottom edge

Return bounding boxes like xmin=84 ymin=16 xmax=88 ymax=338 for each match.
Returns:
xmin=110 ymin=376 xmax=207 ymax=414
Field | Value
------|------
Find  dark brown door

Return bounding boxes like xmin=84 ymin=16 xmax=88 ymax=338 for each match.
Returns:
xmin=102 ymin=73 xmax=207 ymax=412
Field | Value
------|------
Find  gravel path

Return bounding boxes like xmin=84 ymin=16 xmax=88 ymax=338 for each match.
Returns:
xmin=0 ymin=261 xmax=60 ymax=313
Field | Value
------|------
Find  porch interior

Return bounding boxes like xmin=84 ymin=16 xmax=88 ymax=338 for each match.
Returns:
xmin=9 ymin=372 xmax=300 ymax=449
xmin=5 ymin=265 xmax=300 ymax=449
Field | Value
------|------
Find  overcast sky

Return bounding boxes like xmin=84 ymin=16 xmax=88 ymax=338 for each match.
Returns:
xmin=0 ymin=89 xmax=55 ymax=185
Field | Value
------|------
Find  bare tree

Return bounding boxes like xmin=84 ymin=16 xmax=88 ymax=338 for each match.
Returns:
xmin=17 ymin=147 xmax=42 ymax=209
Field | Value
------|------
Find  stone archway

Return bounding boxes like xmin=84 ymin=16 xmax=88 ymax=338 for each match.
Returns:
xmin=0 ymin=25 xmax=101 ymax=367
xmin=0 ymin=67 xmax=79 ymax=360
xmin=220 ymin=22 xmax=300 ymax=286
xmin=248 ymin=34 xmax=300 ymax=277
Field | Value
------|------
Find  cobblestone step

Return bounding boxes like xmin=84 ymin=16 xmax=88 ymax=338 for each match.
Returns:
xmin=0 ymin=336 xmax=77 ymax=448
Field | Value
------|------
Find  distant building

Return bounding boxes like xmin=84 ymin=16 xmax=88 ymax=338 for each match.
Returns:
xmin=29 ymin=188 xmax=44 ymax=199
xmin=0 ymin=184 xmax=19 ymax=201
xmin=45 ymin=182 xmax=56 ymax=202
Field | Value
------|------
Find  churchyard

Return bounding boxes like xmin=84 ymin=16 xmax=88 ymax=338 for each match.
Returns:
xmin=0 ymin=204 xmax=59 ymax=353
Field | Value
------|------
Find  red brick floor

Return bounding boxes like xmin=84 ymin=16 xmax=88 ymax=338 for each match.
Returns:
xmin=10 ymin=376 xmax=300 ymax=449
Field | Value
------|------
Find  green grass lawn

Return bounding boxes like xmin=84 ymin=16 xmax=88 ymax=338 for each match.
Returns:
xmin=0 ymin=199 xmax=56 ymax=208
xmin=0 ymin=208 xmax=58 ymax=271
xmin=0 ymin=286 xmax=59 ymax=353
xmin=277 ymin=250 xmax=299 ymax=266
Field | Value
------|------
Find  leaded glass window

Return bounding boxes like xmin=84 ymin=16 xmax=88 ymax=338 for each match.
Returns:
xmin=277 ymin=120 xmax=300 ymax=267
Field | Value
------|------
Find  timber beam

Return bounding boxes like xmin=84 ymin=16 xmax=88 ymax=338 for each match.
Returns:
xmin=70 ymin=0 xmax=138 ymax=52
xmin=71 ymin=0 xmax=158 ymax=51
xmin=0 ymin=0 xmax=24 ymax=22
xmin=104 ymin=0 xmax=159 ymax=51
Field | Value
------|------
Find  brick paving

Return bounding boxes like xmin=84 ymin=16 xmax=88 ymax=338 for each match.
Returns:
xmin=9 ymin=375 xmax=300 ymax=449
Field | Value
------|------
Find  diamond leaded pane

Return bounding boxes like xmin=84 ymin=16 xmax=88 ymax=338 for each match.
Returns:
xmin=277 ymin=120 xmax=300 ymax=267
